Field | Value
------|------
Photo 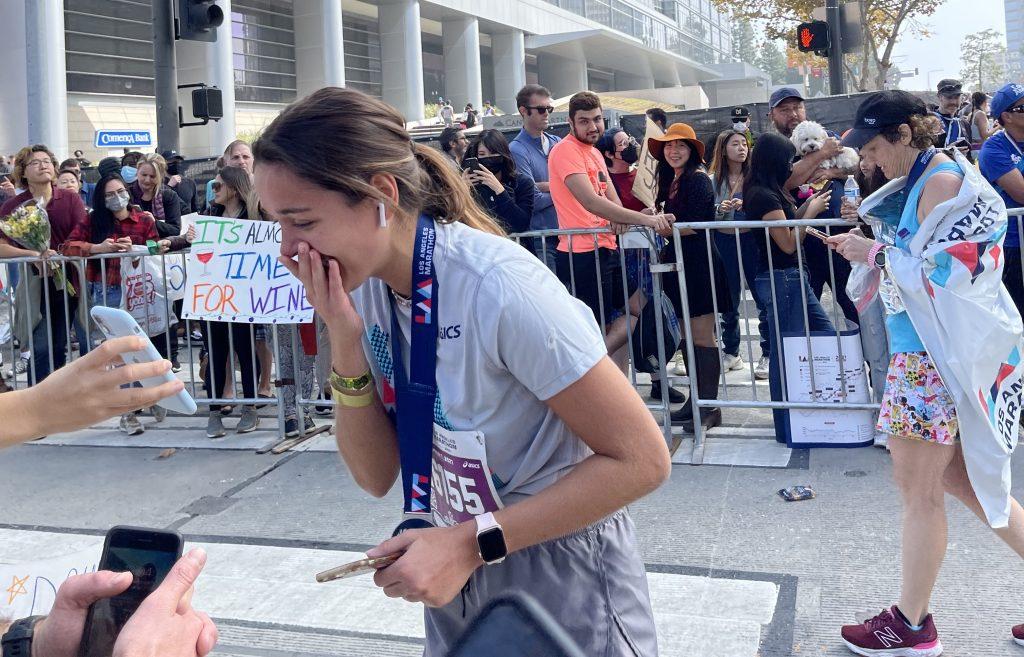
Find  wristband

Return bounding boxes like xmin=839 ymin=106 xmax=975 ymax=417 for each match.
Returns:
xmin=332 ymin=386 xmax=375 ymax=409
xmin=2 ymin=615 xmax=45 ymax=657
xmin=329 ymin=367 xmax=372 ymax=392
xmin=867 ymin=242 xmax=885 ymax=268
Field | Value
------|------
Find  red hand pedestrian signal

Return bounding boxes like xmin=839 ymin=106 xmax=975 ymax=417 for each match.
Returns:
xmin=796 ymin=21 xmax=830 ymax=52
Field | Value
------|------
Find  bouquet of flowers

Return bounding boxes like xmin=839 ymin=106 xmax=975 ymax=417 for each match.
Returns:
xmin=0 ymin=201 xmax=76 ymax=296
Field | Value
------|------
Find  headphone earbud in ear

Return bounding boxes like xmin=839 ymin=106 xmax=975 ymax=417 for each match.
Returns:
xmin=378 ymin=201 xmax=387 ymax=228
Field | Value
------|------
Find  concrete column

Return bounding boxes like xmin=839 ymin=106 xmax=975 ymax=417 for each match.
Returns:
xmin=0 ymin=0 xmax=29 ymax=156
xmin=294 ymin=0 xmax=346 ymax=98
xmin=176 ymin=0 xmax=236 ymax=158
xmin=379 ymin=0 xmax=425 ymax=121
xmin=25 ymin=0 xmax=68 ymax=157
xmin=492 ymin=30 xmax=525 ymax=115
xmin=442 ymin=16 xmax=481 ymax=112
xmin=537 ymin=53 xmax=588 ymax=99
xmin=614 ymin=71 xmax=655 ymax=91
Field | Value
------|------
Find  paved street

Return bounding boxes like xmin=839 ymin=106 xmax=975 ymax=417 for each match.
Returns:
xmin=3 ymin=368 xmax=1024 ymax=656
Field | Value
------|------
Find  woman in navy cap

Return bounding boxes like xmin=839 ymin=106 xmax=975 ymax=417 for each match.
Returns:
xmin=829 ymin=89 xmax=1024 ymax=655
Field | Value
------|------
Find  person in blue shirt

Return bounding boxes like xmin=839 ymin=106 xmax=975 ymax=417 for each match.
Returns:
xmin=508 ymin=84 xmax=561 ymax=272
xmin=979 ymin=82 xmax=1024 ymax=314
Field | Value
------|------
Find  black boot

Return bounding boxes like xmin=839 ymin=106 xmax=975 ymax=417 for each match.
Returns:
xmin=650 ymin=379 xmax=687 ymax=403
xmin=674 ymin=346 xmax=723 ymax=432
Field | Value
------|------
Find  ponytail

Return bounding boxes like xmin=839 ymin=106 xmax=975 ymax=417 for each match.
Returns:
xmin=412 ymin=143 xmax=504 ymax=237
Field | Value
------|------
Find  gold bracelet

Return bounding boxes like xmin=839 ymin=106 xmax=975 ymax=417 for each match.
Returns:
xmin=332 ymin=386 xmax=375 ymax=409
xmin=330 ymin=367 xmax=373 ymax=391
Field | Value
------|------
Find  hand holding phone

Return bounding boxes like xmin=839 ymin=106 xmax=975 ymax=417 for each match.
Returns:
xmin=315 ymin=553 xmax=402 ymax=583
xmin=90 ymin=307 xmax=197 ymax=414
xmin=804 ymin=227 xmax=830 ymax=242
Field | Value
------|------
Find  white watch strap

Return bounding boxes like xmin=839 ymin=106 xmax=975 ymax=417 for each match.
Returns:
xmin=475 ymin=511 xmax=500 ymax=534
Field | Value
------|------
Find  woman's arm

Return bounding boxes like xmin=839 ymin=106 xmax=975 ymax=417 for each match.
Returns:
xmin=764 ymin=208 xmax=799 ymax=254
xmin=154 ymin=190 xmax=182 ymax=238
xmin=366 ymin=358 xmax=671 ymax=607
xmin=279 ymin=242 xmax=400 ymax=497
xmin=975 ymin=111 xmax=993 ymax=141
xmin=491 ymin=176 xmax=534 ymax=234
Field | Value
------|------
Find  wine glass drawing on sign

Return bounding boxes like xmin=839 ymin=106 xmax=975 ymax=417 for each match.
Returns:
xmin=196 ymin=250 xmax=214 ymax=277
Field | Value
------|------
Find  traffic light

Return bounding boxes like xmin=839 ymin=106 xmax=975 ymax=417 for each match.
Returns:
xmin=796 ymin=21 xmax=830 ymax=53
xmin=177 ymin=0 xmax=224 ymax=42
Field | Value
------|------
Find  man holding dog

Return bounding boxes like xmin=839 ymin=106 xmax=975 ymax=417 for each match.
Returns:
xmin=767 ymin=87 xmax=859 ymax=323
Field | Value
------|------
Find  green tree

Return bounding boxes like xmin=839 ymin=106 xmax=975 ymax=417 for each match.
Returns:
xmin=716 ymin=0 xmax=945 ymax=91
xmin=732 ymin=18 xmax=760 ymax=65
xmin=959 ymin=29 xmax=1007 ymax=92
xmin=755 ymin=38 xmax=788 ymax=84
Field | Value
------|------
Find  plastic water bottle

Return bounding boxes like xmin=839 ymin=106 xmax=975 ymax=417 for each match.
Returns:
xmin=844 ymin=174 xmax=861 ymax=207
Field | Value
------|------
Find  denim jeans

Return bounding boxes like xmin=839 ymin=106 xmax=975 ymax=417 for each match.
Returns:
xmin=31 ymin=279 xmax=77 ymax=383
xmin=755 ymin=268 xmax=836 ymax=443
xmin=532 ymin=235 xmax=559 ymax=275
xmin=714 ymin=231 xmax=769 ymax=358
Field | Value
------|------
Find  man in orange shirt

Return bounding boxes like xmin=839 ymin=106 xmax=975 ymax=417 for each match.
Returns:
xmin=548 ymin=91 xmax=673 ymax=355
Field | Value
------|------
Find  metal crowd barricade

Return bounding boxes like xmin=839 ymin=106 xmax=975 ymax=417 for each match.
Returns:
xmin=5 ymin=208 xmax=1024 ymax=456
xmin=0 ymin=249 xmax=288 ymax=441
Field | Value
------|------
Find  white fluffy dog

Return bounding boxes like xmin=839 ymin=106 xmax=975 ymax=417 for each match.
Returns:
xmin=790 ymin=120 xmax=860 ymax=170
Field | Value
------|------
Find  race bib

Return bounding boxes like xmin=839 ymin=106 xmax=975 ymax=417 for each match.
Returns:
xmin=429 ymin=425 xmax=503 ymax=527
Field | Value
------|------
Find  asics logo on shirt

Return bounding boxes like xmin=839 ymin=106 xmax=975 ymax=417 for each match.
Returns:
xmin=873 ymin=627 xmax=904 ymax=648
xmin=440 ymin=324 xmax=462 ymax=340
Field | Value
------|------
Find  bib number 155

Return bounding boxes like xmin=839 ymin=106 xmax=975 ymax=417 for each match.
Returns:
xmin=432 ymin=459 xmax=484 ymax=516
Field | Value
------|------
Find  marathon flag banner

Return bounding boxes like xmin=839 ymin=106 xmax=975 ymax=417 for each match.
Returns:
xmin=862 ymin=149 xmax=1024 ymax=528
xmin=182 ymin=216 xmax=313 ymax=324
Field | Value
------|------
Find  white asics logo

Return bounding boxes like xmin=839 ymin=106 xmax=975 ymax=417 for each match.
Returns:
xmin=874 ymin=627 xmax=904 ymax=648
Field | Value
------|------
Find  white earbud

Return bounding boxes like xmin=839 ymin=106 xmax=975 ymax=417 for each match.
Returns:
xmin=378 ymin=201 xmax=387 ymax=228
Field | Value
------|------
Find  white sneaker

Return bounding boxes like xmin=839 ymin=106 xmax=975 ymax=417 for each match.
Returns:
xmin=151 ymin=405 xmax=167 ymax=423
xmin=672 ymin=352 xmax=687 ymax=375
xmin=754 ymin=356 xmax=769 ymax=380
xmin=723 ymin=353 xmax=744 ymax=371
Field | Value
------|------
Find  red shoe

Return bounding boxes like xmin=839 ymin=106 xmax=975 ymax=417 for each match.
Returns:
xmin=1012 ymin=623 xmax=1024 ymax=646
xmin=841 ymin=606 xmax=943 ymax=656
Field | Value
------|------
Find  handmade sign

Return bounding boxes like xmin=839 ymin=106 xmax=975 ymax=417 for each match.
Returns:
xmin=182 ymin=217 xmax=312 ymax=323
xmin=630 ymin=117 xmax=663 ymax=210
xmin=0 ymin=546 xmax=100 ymax=620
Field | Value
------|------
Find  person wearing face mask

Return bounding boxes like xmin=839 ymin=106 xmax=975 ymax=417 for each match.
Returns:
xmin=62 ymin=173 xmax=189 ymax=434
xmin=120 ymin=152 xmax=143 ymax=184
xmin=729 ymin=106 xmax=755 ymax=149
xmin=129 ymin=154 xmax=182 ymax=238
xmin=596 ymin=128 xmax=642 ymax=211
xmin=460 ymin=130 xmax=534 ymax=234
xmin=161 ymin=150 xmax=199 ymax=214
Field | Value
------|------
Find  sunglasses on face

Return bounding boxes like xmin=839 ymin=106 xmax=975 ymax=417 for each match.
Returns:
xmin=525 ymin=106 xmax=555 ymax=115
xmin=1007 ymin=106 xmax=1024 ymax=115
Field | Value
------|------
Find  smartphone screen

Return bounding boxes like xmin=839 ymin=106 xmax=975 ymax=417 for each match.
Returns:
xmin=79 ymin=527 xmax=183 ymax=657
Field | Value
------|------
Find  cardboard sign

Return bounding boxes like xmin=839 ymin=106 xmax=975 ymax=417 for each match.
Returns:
xmin=631 ymin=117 xmax=663 ymax=210
xmin=0 ymin=546 xmax=100 ymax=620
xmin=182 ymin=217 xmax=312 ymax=324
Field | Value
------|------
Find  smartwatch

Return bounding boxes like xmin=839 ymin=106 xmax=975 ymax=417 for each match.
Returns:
xmin=1 ymin=615 xmax=45 ymax=657
xmin=868 ymin=242 xmax=887 ymax=270
xmin=474 ymin=512 xmax=508 ymax=565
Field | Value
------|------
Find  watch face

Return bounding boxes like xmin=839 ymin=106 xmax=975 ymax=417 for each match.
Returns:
xmin=477 ymin=527 xmax=507 ymax=563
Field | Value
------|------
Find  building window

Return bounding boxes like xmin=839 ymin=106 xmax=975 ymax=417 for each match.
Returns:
xmin=232 ymin=0 xmax=296 ymax=104
xmin=343 ymin=14 xmax=382 ymax=99
xmin=64 ymin=0 xmax=155 ymax=96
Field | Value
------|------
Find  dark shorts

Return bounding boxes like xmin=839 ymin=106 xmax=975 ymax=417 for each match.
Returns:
xmin=556 ymin=247 xmax=638 ymax=326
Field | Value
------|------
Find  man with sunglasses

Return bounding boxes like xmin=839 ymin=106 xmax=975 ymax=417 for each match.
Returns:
xmin=509 ymin=84 xmax=561 ymax=272
xmin=980 ymin=82 xmax=1024 ymax=314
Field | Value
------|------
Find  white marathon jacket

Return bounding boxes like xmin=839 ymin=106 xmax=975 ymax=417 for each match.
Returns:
xmin=860 ymin=149 xmax=1024 ymax=528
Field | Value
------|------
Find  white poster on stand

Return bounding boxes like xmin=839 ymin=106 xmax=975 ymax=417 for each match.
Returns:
xmin=782 ymin=329 xmax=876 ymax=447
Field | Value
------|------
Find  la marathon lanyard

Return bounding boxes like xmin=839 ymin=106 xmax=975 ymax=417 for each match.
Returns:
xmin=905 ymin=147 xmax=937 ymax=192
xmin=935 ymin=112 xmax=961 ymax=146
xmin=389 ymin=214 xmax=439 ymax=527
xmin=1004 ymin=130 xmax=1024 ymax=159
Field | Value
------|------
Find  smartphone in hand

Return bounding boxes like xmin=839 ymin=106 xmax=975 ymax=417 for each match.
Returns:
xmin=78 ymin=527 xmax=184 ymax=657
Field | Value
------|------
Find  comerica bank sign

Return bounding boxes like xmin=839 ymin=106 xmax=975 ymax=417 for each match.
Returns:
xmin=94 ymin=130 xmax=153 ymax=148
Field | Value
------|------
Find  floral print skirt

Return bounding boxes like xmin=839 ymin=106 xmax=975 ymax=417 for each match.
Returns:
xmin=876 ymin=351 xmax=959 ymax=445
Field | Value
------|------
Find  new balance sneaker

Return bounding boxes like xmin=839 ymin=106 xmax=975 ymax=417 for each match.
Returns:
xmin=1012 ymin=623 xmax=1024 ymax=646
xmin=841 ymin=606 xmax=942 ymax=656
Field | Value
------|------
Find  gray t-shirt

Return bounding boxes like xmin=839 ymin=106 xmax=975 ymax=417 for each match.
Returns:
xmin=351 ymin=221 xmax=606 ymax=500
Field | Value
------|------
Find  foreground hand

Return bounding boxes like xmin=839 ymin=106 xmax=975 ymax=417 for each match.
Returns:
xmin=367 ymin=524 xmax=482 ymax=607
xmin=648 ymin=212 xmax=674 ymax=235
xmin=278 ymin=242 xmax=364 ymax=349
xmin=113 ymin=549 xmax=218 ymax=657
xmin=470 ymin=166 xmax=504 ymax=194
xmin=821 ymin=138 xmax=842 ymax=159
xmin=0 ymin=178 xmax=15 ymax=196
xmin=24 ymin=337 xmax=185 ymax=437
xmin=31 ymin=570 xmax=133 ymax=657
xmin=185 ymin=225 xmax=196 ymax=244
xmin=157 ymin=239 xmax=172 ymax=255
xmin=826 ymin=232 xmax=875 ymax=263
xmin=115 ymin=237 xmax=134 ymax=252
xmin=168 ymin=175 xmax=182 ymax=188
